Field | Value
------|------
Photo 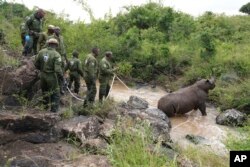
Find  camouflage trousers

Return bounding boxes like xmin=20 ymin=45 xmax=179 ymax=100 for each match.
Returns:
xmin=40 ymin=72 xmax=60 ymax=112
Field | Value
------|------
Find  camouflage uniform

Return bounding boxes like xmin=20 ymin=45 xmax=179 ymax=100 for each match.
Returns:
xmin=83 ymin=53 xmax=98 ymax=106
xmin=47 ymin=34 xmax=66 ymax=94
xmin=24 ymin=10 xmax=44 ymax=55
xmin=68 ymin=56 xmax=83 ymax=94
xmin=34 ymin=43 xmax=62 ymax=112
xmin=99 ymin=56 xmax=114 ymax=101
xmin=37 ymin=25 xmax=54 ymax=52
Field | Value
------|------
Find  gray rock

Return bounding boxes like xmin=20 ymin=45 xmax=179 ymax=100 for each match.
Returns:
xmin=0 ymin=58 xmax=39 ymax=97
xmin=57 ymin=116 xmax=101 ymax=144
xmin=145 ymin=108 xmax=171 ymax=126
xmin=55 ymin=155 xmax=111 ymax=167
xmin=216 ymin=109 xmax=247 ymax=126
xmin=127 ymin=96 xmax=149 ymax=109
xmin=124 ymin=107 xmax=172 ymax=144
xmin=0 ymin=128 xmax=61 ymax=145
xmin=221 ymin=71 xmax=240 ymax=84
xmin=0 ymin=113 xmax=61 ymax=132
xmin=99 ymin=119 xmax=115 ymax=141
xmin=185 ymin=134 xmax=206 ymax=145
xmin=81 ymin=138 xmax=108 ymax=154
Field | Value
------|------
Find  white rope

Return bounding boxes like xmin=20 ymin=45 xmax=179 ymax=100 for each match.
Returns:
xmin=66 ymin=86 xmax=85 ymax=102
xmin=115 ymin=75 xmax=131 ymax=90
xmin=172 ymin=118 xmax=191 ymax=130
xmin=106 ymin=75 xmax=116 ymax=99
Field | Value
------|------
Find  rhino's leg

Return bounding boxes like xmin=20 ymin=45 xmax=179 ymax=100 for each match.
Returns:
xmin=198 ymin=103 xmax=207 ymax=116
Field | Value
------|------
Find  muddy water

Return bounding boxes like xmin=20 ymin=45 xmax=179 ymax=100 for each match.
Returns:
xmin=109 ymin=81 xmax=234 ymax=156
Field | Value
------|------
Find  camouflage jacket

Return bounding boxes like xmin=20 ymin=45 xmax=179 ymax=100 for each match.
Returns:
xmin=25 ymin=14 xmax=43 ymax=35
xmin=35 ymin=47 xmax=62 ymax=75
xmin=83 ymin=53 xmax=98 ymax=80
xmin=47 ymin=34 xmax=66 ymax=57
xmin=99 ymin=57 xmax=113 ymax=79
xmin=68 ymin=57 xmax=83 ymax=77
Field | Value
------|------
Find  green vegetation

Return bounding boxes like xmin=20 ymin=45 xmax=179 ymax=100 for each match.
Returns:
xmin=74 ymin=98 xmax=116 ymax=118
xmin=107 ymin=118 xmax=176 ymax=167
xmin=177 ymin=145 xmax=229 ymax=167
xmin=239 ymin=2 xmax=250 ymax=15
xmin=226 ymin=118 xmax=250 ymax=151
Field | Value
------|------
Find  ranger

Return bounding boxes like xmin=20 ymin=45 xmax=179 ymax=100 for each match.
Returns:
xmin=99 ymin=51 xmax=117 ymax=101
xmin=34 ymin=38 xmax=63 ymax=112
xmin=37 ymin=25 xmax=54 ymax=52
xmin=47 ymin=26 xmax=67 ymax=95
xmin=67 ymin=51 xmax=83 ymax=94
xmin=83 ymin=47 xmax=99 ymax=106
xmin=24 ymin=9 xmax=45 ymax=55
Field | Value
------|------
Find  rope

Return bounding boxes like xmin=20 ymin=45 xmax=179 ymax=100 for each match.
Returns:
xmin=172 ymin=118 xmax=191 ymax=130
xmin=115 ymin=75 xmax=131 ymax=90
xmin=66 ymin=86 xmax=85 ymax=102
xmin=106 ymin=75 xmax=116 ymax=99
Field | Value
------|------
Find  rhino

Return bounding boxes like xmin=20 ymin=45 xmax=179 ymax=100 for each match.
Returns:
xmin=158 ymin=78 xmax=215 ymax=117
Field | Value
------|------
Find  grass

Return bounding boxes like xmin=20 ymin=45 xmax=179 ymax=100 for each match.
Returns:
xmin=0 ymin=47 xmax=20 ymax=68
xmin=74 ymin=98 xmax=117 ymax=118
xmin=107 ymin=118 xmax=176 ymax=167
xmin=177 ymin=145 xmax=229 ymax=167
xmin=225 ymin=118 xmax=250 ymax=151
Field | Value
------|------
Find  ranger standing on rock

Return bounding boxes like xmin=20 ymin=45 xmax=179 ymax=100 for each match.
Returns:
xmin=24 ymin=9 xmax=45 ymax=55
xmin=36 ymin=25 xmax=54 ymax=52
xmin=99 ymin=51 xmax=117 ymax=102
xmin=47 ymin=26 xmax=67 ymax=95
xmin=67 ymin=51 xmax=83 ymax=94
xmin=35 ymin=38 xmax=63 ymax=112
xmin=83 ymin=47 xmax=99 ymax=107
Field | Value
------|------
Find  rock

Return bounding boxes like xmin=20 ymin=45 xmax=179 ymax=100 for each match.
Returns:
xmin=177 ymin=156 xmax=198 ymax=167
xmin=57 ymin=116 xmax=101 ymax=144
xmin=10 ymin=156 xmax=50 ymax=167
xmin=127 ymin=96 xmax=149 ymax=109
xmin=99 ymin=119 xmax=115 ymax=141
xmin=216 ymin=109 xmax=247 ymax=126
xmin=0 ymin=140 xmax=81 ymax=166
xmin=185 ymin=134 xmax=207 ymax=145
xmin=124 ymin=107 xmax=172 ymax=144
xmin=0 ymin=112 xmax=61 ymax=132
xmin=81 ymin=138 xmax=108 ymax=154
xmin=57 ymin=155 xmax=111 ymax=167
xmin=0 ymin=58 xmax=39 ymax=97
xmin=145 ymin=108 xmax=171 ymax=126
xmin=220 ymin=71 xmax=240 ymax=84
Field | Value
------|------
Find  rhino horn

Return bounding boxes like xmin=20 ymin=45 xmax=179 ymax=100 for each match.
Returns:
xmin=210 ymin=77 xmax=215 ymax=84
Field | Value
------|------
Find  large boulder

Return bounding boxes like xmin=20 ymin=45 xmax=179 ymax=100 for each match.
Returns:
xmin=127 ymin=96 xmax=149 ymax=109
xmin=0 ymin=57 xmax=39 ymax=98
xmin=0 ymin=112 xmax=61 ymax=132
xmin=56 ymin=116 xmax=101 ymax=144
xmin=125 ymin=107 xmax=172 ymax=144
xmin=216 ymin=109 xmax=247 ymax=126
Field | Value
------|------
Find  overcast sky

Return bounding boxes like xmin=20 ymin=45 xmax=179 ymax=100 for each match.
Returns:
xmin=7 ymin=0 xmax=249 ymax=22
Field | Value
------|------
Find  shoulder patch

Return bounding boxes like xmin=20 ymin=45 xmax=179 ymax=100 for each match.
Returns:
xmin=43 ymin=53 xmax=49 ymax=62
xmin=58 ymin=57 xmax=62 ymax=62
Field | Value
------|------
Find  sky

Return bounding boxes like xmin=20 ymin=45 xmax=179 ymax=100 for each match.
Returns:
xmin=6 ymin=0 xmax=249 ymax=22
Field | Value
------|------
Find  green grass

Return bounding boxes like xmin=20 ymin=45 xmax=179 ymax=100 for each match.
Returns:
xmin=177 ymin=145 xmax=229 ymax=167
xmin=0 ymin=47 xmax=20 ymax=68
xmin=225 ymin=118 xmax=250 ymax=151
xmin=107 ymin=118 xmax=176 ymax=167
xmin=74 ymin=98 xmax=117 ymax=118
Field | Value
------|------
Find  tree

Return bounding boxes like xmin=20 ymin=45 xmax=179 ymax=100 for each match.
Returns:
xmin=239 ymin=2 xmax=250 ymax=15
